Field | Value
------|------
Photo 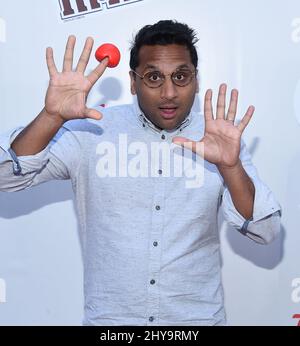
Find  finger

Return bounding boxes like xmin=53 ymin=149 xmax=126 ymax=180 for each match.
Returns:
xmin=76 ymin=37 xmax=94 ymax=73
xmin=237 ymin=106 xmax=255 ymax=132
xmin=86 ymin=57 xmax=109 ymax=86
xmin=216 ymin=83 xmax=227 ymax=119
xmin=46 ymin=47 xmax=58 ymax=77
xmin=63 ymin=35 xmax=76 ymax=72
xmin=204 ymin=89 xmax=214 ymax=121
xmin=82 ymin=107 xmax=103 ymax=120
xmin=172 ymin=137 xmax=204 ymax=157
xmin=227 ymin=89 xmax=238 ymax=122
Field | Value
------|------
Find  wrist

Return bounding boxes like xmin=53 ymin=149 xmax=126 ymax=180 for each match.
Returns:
xmin=217 ymin=160 xmax=242 ymax=175
xmin=42 ymin=108 xmax=66 ymax=127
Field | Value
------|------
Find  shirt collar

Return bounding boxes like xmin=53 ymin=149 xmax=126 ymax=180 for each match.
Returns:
xmin=134 ymin=101 xmax=193 ymax=135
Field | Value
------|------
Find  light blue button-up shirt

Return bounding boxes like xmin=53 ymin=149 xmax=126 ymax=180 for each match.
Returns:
xmin=0 ymin=103 xmax=281 ymax=325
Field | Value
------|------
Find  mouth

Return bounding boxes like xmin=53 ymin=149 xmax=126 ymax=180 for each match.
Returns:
xmin=158 ymin=105 xmax=179 ymax=119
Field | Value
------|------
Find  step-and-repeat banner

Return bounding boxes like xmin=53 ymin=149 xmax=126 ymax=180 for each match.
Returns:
xmin=0 ymin=0 xmax=299 ymax=326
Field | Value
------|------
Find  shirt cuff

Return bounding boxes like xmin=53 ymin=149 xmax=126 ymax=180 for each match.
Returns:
xmin=221 ymin=178 xmax=282 ymax=244
xmin=0 ymin=127 xmax=50 ymax=176
xmin=7 ymin=147 xmax=22 ymax=175
xmin=222 ymin=184 xmax=281 ymax=226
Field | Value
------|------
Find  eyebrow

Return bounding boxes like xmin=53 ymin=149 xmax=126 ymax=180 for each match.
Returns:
xmin=143 ymin=63 xmax=191 ymax=71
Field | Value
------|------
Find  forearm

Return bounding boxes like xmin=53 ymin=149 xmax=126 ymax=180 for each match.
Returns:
xmin=218 ymin=160 xmax=255 ymax=220
xmin=11 ymin=108 xmax=65 ymax=156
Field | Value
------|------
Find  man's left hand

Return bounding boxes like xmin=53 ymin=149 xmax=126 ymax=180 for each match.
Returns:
xmin=172 ymin=84 xmax=255 ymax=169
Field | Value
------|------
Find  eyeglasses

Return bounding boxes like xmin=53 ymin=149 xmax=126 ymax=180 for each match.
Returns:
xmin=131 ymin=68 xmax=197 ymax=88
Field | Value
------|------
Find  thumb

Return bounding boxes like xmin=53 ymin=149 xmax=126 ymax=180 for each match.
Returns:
xmin=83 ymin=107 xmax=103 ymax=120
xmin=172 ymin=137 xmax=204 ymax=157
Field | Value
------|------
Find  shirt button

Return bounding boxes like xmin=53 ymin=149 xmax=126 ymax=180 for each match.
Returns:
xmin=161 ymin=134 xmax=166 ymax=140
xmin=155 ymin=205 xmax=161 ymax=210
xmin=158 ymin=169 xmax=162 ymax=175
xmin=153 ymin=241 xmax=158 ymax=247
xmin=149 ymin=316 xmax=154 ymax=322
xmin=150 ymin=279 xmax=155 ymax=285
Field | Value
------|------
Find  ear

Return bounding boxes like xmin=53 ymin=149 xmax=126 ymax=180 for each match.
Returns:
xmin=129 ymin=71 xmax=137 ymax=95
xmin=196 ymin=77 xmax=200 ymax=93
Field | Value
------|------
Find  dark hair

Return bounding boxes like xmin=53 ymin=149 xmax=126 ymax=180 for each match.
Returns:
xmin=130 ymin=20 xmax=199 ymax=70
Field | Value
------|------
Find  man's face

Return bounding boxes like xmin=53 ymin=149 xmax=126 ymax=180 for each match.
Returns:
xmin=130 ymin=44 xmax=199 ymax=131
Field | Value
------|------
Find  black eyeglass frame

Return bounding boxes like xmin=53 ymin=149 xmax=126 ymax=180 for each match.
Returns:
xmin=131 ymin=68 xmax=198 ymax=88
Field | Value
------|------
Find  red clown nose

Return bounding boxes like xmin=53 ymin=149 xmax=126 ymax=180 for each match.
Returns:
xmin=95 ymin=43 xmax=121 ymax=68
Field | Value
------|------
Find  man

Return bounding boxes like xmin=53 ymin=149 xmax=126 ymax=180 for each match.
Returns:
xmin=0 ymin=20 xmax=281 ymax=325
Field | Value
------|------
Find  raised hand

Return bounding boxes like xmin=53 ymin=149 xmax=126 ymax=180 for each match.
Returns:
xmin=172 ymin=84 xmax=255 ymax=169
xmin=45 ymin=35 xmax=108 ymax=122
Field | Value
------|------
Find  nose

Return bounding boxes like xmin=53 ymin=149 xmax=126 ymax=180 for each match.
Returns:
xmin=160 ymin=76 xmax=178 ymax=100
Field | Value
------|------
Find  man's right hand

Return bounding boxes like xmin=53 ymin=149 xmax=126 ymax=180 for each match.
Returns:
xmin=45 ymin=35 xmax=108 ymax=123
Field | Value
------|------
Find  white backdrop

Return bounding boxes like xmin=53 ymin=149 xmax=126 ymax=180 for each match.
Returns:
xmin=0 ymin=0 xmax=299 ymax=326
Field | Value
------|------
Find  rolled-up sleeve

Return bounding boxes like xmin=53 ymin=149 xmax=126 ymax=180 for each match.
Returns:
xmin=221 ymin=139 xmax=282 ymax=245
xmin=0 ymin=123 xmax=81 ymax=192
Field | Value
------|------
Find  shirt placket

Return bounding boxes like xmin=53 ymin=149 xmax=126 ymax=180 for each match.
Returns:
xmin=145 ymin=131 xmax=167 ymax=326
